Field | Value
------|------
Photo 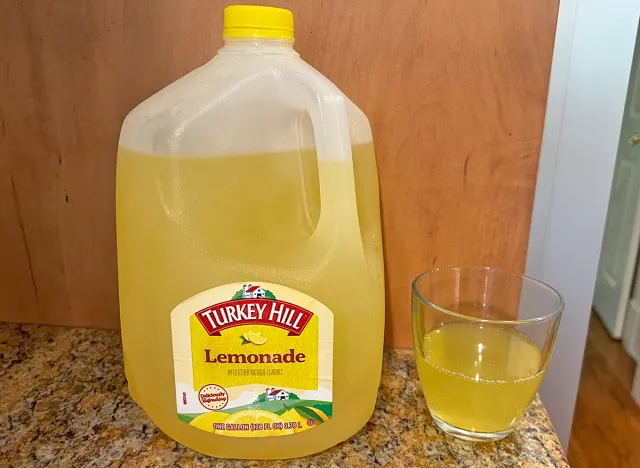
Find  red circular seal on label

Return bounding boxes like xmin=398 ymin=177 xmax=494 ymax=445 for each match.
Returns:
xmin=198 ymin=384 xmax=228 ymax=410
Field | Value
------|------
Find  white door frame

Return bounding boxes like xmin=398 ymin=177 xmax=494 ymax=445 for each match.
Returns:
xmin=527 ymin=0 xmax=640 ymax=449
xmin=633 ymin=369 xmax=640 ymax=404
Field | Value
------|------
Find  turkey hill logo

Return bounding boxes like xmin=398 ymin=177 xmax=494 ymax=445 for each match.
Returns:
xmin=195 ymin=284 xmax=313 ymax=336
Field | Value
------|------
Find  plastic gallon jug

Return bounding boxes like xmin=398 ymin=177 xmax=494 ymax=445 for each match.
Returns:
xmin=116 ymin=5 xmax=384 ymax=459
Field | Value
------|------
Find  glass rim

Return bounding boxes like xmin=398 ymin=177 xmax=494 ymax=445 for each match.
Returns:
xmin=411 ymin=266 xmax=564 ymax=325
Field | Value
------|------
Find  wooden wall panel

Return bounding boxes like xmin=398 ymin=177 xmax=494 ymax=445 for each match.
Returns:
xmin=0 ymin=0 xmax=559 ymax=346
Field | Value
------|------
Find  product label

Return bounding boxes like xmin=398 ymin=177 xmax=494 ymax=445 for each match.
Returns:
xmin=171 ymin=282 xmax=333 ymax=437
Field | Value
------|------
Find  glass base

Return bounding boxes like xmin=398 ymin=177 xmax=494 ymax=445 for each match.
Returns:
xmin=430 ymin=412 xmax=513 ymax=442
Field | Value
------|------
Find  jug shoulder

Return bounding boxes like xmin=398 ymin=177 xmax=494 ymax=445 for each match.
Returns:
xmin=293 ymin=59 xmax=373 ymax=145
xmin=119 ymin=55 xmax=372 ymax=154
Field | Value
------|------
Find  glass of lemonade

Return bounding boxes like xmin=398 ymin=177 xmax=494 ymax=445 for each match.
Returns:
xmin=412 ymin=267 xmax=563 ymax=441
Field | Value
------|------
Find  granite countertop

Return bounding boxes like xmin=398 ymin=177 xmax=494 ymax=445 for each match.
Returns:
xmin=0 ymin=323 xmax=568 ymax=467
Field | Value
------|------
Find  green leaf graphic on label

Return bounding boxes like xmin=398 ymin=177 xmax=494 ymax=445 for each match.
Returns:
xmin=293 ymin=406 xmax=325 ymax=424
xmin=240 ymin=334 xmax=251 ymax=345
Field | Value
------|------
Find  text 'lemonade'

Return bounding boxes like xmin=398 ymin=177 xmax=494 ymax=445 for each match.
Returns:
xmin=416 ymin=322 xmax=545 ymax=434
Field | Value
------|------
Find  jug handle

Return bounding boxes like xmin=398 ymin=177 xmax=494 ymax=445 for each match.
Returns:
xmin=281 ymin=69 xmax=360 ymax=239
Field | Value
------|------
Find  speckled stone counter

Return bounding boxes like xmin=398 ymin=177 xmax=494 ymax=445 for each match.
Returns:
xmin=0 ymin=323 xmax=568 ymax=467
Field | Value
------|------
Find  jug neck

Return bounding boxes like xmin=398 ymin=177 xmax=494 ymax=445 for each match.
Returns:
xmin=220 ymin=38 xmax=297 ymax=55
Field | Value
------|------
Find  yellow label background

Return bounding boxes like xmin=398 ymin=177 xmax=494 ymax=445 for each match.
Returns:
xmin=171 ymin=281 xmax=334 ymax=428
xmin=190 ymin=315 xmax=319 ymax=390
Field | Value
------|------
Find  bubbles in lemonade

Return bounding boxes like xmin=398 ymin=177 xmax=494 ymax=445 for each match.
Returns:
xmin=416 ymin=322 xmax=544 ymax=434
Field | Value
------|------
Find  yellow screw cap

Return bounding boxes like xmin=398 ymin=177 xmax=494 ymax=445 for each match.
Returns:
xmin=223 ymin=5 xmax=294 ymax=40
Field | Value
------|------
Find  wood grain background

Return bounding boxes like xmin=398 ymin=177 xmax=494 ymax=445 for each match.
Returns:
xmin=0 ymin=0 xmax=559 ymax=347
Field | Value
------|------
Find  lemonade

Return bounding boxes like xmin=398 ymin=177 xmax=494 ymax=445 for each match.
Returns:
xmin=416 ymin=322 xmax=544 ymax=434
xmin=116 ymin=144 xmax=384 ymax=458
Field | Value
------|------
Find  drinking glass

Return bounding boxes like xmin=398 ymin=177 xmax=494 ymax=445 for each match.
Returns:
xmin=412 ymin=267 xmax=563 ymax=441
